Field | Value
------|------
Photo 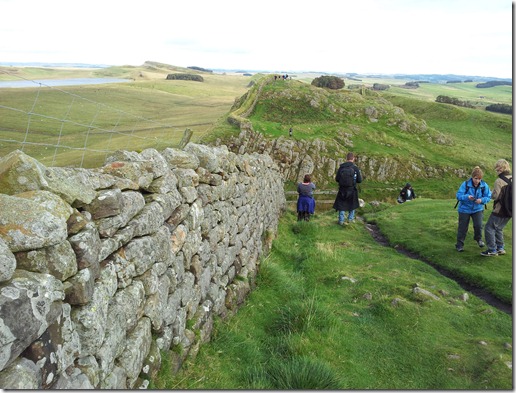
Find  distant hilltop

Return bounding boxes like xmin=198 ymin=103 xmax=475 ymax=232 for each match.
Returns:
xmin=0 ymin=61 xmax=511 ymax=83
xmin=211 ymin=68 xmax=512 ymax=84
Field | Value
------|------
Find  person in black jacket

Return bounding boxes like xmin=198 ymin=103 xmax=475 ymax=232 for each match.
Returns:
xmin=333 ymin=152 xmax=362 ymax=225
xmin=397 ymin=183 xmax=416 ymax=203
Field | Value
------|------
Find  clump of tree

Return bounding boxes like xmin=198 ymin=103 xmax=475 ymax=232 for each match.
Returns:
xmin=166 ymin=73 xmax=204 ymax=82
xmin=485 ymin=103 xmax=512 ymax=115
xmin=476 ymin=81 xmax=512 ymax=88
xmin=373 ymin=83 xmax=390 ymax=91
xmin=446 ymin=80 xmax=463 ymax=84
xmin=187 ymin=66 xmax=213 ymax=73
xmin=435 ymin=95 xmax=474 ymax=108
xmin=311 ymin=76 xmax=345 ymax=89
xmin=404 ymin=82 xmax=419 ymax=88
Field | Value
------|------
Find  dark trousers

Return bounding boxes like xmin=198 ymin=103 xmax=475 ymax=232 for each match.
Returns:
xmin=484 ymin=214 xmax=511 ymax=251
xmin=456 ymin=211 xmax=484 ymax=247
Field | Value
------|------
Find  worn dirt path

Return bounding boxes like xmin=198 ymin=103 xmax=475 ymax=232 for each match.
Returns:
xmin=364 ymin=222 xmax=512 ymax=315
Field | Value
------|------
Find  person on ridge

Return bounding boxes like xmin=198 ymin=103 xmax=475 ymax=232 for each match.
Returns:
xmin=297 ymin=174 xmax=316 ymax=221
xmin=481 ymin=159 xmax=512 ymax=257
xmin=455 ymin=166 xmax=491 ymax=252
xmin=397 ymin=183 xmax=416 ymax=203
xmin=333 ymin=152 xmax=363 ymax=225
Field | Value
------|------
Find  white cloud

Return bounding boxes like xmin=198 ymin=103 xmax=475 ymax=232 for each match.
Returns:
xmin=1 ymin=0 xmax=512 ymax=77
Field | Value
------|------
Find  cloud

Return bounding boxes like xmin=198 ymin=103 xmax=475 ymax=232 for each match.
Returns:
xmin=0 ymin=0 xmax=512 ymax=77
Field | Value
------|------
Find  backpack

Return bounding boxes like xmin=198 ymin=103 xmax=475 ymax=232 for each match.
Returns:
xmin=454 ymin=181 xmax=486 ymax=209
xmin=338 ymin=165 xmax=355 ymax=188
xmin=494 ymin=174 xmax=512 ymax=218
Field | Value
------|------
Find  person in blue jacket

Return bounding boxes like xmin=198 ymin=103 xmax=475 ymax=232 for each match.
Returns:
xmin=455 ymin=166 xmax=491 ymax=252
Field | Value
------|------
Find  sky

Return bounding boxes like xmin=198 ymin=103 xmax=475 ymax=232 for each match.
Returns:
xmin=1 ymin=0 xmax=513 ymax=78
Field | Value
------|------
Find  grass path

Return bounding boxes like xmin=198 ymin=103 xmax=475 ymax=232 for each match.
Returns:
xmin=151 ymin=208 xmax=512 ymax=390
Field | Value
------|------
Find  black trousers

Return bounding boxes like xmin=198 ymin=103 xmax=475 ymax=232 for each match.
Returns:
xmin=456 ymin=211 xmax=483 ymax=247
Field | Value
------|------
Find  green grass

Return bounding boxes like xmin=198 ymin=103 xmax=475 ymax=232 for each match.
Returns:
xmin=151 ymin=208 xmax=512 ymax=389
xmin=0 ymin=64 xmax=251 ymax=167
xmin=363 ymin=198 xmax=513 ymax=303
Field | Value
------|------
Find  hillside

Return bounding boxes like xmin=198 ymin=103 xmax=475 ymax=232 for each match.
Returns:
xmin=207 ymin=75 xmax=512 ymax=201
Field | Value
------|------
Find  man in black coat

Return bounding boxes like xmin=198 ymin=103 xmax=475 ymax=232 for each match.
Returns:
xmin=333 ymin=152 xmax=363 ymax=225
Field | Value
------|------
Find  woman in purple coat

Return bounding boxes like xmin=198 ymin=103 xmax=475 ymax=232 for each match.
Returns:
xmin=297 ymin=174 xmax=316 ymax=221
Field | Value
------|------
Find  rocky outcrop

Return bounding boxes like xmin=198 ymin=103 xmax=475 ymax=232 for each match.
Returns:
xmin=0 ymin=145 xmax=285 ymax=389
xmin=219 ymin=77 xmax=460 ymax=189
xmin=220 ymin=129 xmax=467 ymax=188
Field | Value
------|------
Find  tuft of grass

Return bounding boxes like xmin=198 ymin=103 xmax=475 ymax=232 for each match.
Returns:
xmin=261 ymin=356 xmax=343 ymax=389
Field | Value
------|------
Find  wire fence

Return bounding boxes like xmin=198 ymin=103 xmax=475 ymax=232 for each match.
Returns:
xmin=0 ymin=69 xmax=185 ymax=168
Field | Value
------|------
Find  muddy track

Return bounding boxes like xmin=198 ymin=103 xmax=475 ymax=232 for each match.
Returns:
xmin=364 ymin=222 xmax=512 ymax=315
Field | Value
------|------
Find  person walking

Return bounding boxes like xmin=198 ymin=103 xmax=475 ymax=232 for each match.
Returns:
xmin=333 ymin=152 xmax=362 ymax=225
xmin=455 ymin=166 xmax=491 ymax=252
xmin=296 ymin=174 xmax=316 ymax=221
xmin=481 ymin=159 xmax=512 ymax=256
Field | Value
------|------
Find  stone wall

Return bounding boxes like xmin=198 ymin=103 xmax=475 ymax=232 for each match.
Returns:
xmin=0 ymin=143 xmax=286 ymax=389
xmin=219 ymin=129 xmax=468 ymax=189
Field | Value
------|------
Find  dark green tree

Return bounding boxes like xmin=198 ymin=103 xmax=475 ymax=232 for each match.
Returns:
xmin=311 ymin=76 xmax=345 ymax=90
xmin=485 ymin=103 xmax=512 ymax=114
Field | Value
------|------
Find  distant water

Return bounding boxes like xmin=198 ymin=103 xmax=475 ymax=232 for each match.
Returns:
xmin=0 ymin=78 xmax=130 ymax=89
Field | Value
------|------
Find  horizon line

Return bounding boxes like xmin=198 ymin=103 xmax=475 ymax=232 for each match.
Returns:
xmin=0 ymin=61 xmax=511 ymax=81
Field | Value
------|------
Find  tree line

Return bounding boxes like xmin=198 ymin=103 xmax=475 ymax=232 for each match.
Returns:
xmin=435 ymin=95 xmax=474 ymax=108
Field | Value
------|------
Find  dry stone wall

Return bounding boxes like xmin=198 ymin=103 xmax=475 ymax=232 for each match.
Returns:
xmin=0 ymin=143 xmax=285 ymax=389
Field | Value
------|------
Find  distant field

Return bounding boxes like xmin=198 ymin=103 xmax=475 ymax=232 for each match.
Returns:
xmin=0 ymin=64 xmax=251 ymax=167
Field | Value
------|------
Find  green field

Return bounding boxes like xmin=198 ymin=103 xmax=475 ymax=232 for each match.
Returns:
xmin=0 ymin=63 xmax=252 ymax=167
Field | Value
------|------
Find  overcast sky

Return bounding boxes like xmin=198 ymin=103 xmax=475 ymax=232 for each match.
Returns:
xmin=1 ymin=0 xmax=512 ymax=78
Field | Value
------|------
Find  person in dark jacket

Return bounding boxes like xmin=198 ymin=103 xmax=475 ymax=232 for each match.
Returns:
xmin=481 ymin=159 xmax=512 ymax=256
xmin=297 ymin=174 xmax=316 ymax=221
xmin=333 ymin=152 xmax=362 ymax=225
xmin=455 ymin=166 xmax=491 ymax=252
xmin=397 ymin=183 xmax=416 ymax=203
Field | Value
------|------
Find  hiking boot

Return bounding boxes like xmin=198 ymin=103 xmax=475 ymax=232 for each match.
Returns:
xmin=477 ymin=240 xmax=485 ymax=248
xmin=497 ymin=249 xmax=506 ymax=255
xmin=456 ymin=245 xmax=464 ymax=252
xmin=480 ymin=250 xmax=498 ymax=257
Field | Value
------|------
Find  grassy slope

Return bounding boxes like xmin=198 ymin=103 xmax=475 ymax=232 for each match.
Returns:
xmin=0 ymin=64 xmax=251 ymax=167
xmin=151 ymin=209 xmax=512 ymax=390
xmin=363 ymin=198 xmax=512 ymax=303
xmin=220 ymin=77 xmax=511 ymax=200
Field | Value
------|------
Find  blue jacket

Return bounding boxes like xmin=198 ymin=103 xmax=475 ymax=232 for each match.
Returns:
xmin=456 ymin=178 xmax=491 ymax=214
